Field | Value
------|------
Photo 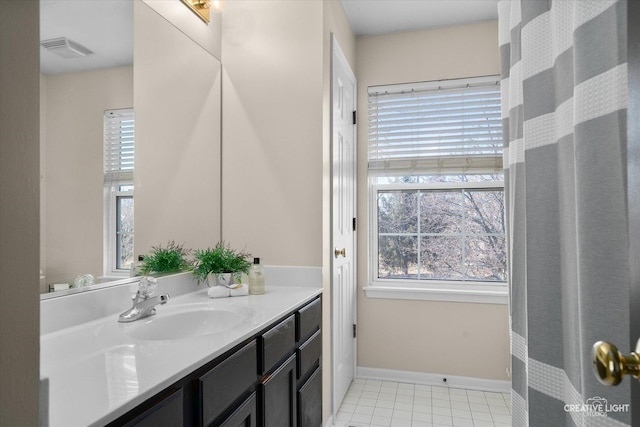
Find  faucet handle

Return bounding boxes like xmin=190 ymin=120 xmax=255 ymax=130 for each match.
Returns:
xmin=138 ymin=276 xmax=158 ymax=299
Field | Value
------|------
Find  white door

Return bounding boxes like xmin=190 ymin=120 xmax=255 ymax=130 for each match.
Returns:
xmin=331 ymin=36 xmax=357 ymax=416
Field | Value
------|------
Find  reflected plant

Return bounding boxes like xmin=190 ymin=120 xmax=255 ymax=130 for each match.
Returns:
xmin=139 ymin=240 xmax=190 ymax=276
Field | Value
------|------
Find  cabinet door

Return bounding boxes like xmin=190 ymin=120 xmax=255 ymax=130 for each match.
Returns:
xmin=219 ymin=392 xmax=257 ymax=427
xmin=200 ymin=340 xmax=257 ymax=426
xmin=298 ymin=367 xmax=321 ymax=427
xmin=123 ymin=389 xmax=183 ymax=427
xmin=261 ymin=354 xmax=297 ymax=427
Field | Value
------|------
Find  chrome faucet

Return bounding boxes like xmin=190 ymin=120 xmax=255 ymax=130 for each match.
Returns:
xmin=118 ymin=277 xmax=169 ymax=323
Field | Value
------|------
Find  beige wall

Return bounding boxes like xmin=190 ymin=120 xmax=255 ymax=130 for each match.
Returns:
xmin=223 ymin=1 xmax=355 ymax=422
xmin=356 ymin=21 xmax=510 ymax=381
xmin=134 ymin=1 xmax=222 ymax=255
xmin=41 ymin=66 xmax=133 ymax=288
xmin=0 ymin=1 xmax=41 ymax=425
xmin=221 ymin=0 xmax=324 ymax=266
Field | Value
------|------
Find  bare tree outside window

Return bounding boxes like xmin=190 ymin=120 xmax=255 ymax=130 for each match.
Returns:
xmin=376 ymin=174 xmax=506 ymax=282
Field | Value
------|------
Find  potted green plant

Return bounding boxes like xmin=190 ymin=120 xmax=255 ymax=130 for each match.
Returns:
xmin=139 ymin=240 xmax=190 ymax=276
xmin=191 ymin=241 xmax=252 ymax=287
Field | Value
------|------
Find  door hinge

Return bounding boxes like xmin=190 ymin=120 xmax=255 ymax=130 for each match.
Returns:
xmin=352 ymin=110 xmax=357 ymax=125
xmin=353 ymin=324 xmax=357 ymax=338
xmin=352 ymin=217 xmax=357 ymax=231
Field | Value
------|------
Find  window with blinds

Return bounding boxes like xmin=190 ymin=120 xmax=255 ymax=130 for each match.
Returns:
xmin=104 ymin=108 xmax=135 ymax=184
xmin=366 ymin=77 xmax=507 ymax=302
xmin=368 ymin=76 xmax=502 ymax=175
xmin=104 ymin=108 xmax=135 ymax=272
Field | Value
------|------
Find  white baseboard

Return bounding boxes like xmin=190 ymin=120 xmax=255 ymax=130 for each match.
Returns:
xmin=356 ymin=366 xmax=511 ymax=393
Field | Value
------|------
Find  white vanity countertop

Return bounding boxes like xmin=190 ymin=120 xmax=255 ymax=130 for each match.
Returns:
xmin=40 ymin=286 xmax=322 ymax=427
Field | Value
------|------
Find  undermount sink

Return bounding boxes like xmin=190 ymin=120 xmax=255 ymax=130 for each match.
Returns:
xmin=126 ymin=303 xmax=252 ymax=341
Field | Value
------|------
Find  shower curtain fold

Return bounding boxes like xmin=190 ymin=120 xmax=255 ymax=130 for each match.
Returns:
xmin=498 ymin=1 xmax=631 ymax=425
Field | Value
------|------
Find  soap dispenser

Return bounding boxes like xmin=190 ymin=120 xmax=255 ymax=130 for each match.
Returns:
xmin=249 ymin=257 xmax=265 ymax=295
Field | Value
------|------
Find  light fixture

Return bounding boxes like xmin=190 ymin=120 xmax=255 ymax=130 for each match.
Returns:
xmin=181 ymin=0 xmax=213 ymax=23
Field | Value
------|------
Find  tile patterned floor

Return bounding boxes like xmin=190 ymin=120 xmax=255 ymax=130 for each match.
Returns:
xmin=334 ymin=379 xmax=512 ymax=427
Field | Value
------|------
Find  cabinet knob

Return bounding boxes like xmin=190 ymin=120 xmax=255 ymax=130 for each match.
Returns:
xmin=334 ymin=248 xmax=346 ymax=258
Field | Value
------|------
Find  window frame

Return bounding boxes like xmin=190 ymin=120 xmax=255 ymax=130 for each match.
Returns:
xmin=366 ymin=178 xmax=507 ymax=304
xmin=364 ymin=76 xmax=507 ymax=304
xmin=105 ymin=184 xmax=134 ymax=275
xmin=103 ymin=108 xmax=134 ymax=277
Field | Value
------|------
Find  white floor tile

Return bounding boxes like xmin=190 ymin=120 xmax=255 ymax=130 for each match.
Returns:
xmin=450 ymin=401 xmax=470 ymax=411
xmin=340 ymin=403 xmax=356 ymax=413
xmin=355 ymin=404 xmax=376 ymax=415
xmin=452 ymin=417 xmax=474 ymax=427
xmin=379 ymin=392 xmax=397 ymax=401
xmin=432 ymin=399 xmax=451 ymax=408
xmin=373 ymin=407 xmax=394 ymax=418
xmin=343 ymin=396 xmax=360 ymax=405
xmin=432 ymin=414 xmax=453 ymax=426
xmin=393 ymin=409 xmax=413 ymax=420
xmin=351 ymin=413 xmax=373 ymax=424
xmin=471 ymin=411 xmax=493 ymax=421
xmin=492 ymin=413 xmax=512 ymax=424
xmin=360 ymin=398 xmax=378 ymax=407
xmin=376 ymin=400 xmax=396 ymax=409
xmin=396 ymin=394 xmax=414 ymax=403
xmin=363 ymin=390 xmax=381 ymax=400
xmin=390 ymin=417 xmax=413 ymax=427
xmin=412 ymin=411 xmax=431 ymax=422
xmin=395 ymin=402 xmax=413 ymax=412
xmin=469 ymin=403 xmax=490 ymax=413
xmin=336 ymin=379 xmax=512 ymax=427
xmin=451 ymin=408 xmax=471 ymax=419
xmin=336 ymin=411 xmax=352 ymax=421
xmin=432 ymin=406 xmax=452 ymax=417
xmin=371 ymin=415 xmax=392 ymax=426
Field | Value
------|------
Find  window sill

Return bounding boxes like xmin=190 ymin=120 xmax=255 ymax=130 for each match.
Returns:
xmin=363 ymin=284 xmax=508 ymax=304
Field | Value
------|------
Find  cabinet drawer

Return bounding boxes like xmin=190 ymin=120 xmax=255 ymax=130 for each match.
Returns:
xmin=296 ymin=329 xmax=321 ymax=381
xmin=261 ymin=315 xmax=295 ymax=375
xmin=296 ymin=298 xmax=321 ymax=343
xmin=298 ymin=367 xmax=322 ymax=427
xmin=200 ymin=340 xmax=257 ymax=426
xmin=124 ymin=389 xmax=183 ymax=427
xmin=219 ymin=392 xmax=257 ymax=427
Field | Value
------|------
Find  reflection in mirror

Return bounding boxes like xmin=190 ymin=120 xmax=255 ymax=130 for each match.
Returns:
xmin=40 ymin=0 xmax=134 ymax=295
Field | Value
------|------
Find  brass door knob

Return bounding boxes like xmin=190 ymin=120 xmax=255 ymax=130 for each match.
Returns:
xmin=592 ymin=341 xmax=640 ymax=385
xmin=334 ymin=248 xmax=346 ymax=258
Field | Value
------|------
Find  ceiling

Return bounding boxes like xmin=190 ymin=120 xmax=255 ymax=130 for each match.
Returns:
xmin=40 ymin=0 xmax=498 ymax=75
xmin=340 ymin=0 xmax=499 ymax=36
xmin=40 ymin=0 xmax=133 ymax=75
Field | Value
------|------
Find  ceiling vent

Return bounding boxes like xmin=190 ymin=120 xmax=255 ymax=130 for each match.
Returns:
xmin=40 ymin=37 xmax=93 ymax=59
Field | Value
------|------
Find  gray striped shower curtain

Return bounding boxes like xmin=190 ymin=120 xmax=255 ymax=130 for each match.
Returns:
xmin=498 ymin=1 xmax=631 ymax=426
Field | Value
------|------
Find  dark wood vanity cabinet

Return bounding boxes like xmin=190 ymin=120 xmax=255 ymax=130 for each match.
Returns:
xmin=107 ymin=296 xmax=322 ymax=427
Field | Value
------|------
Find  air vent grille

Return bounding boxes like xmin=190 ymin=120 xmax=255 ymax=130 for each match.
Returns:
xmin=40 ymin=37 xmax=93 ymax=59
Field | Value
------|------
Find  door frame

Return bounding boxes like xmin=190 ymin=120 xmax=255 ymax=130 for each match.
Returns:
xmin=330 ymin=34 xmax=357 ymax=419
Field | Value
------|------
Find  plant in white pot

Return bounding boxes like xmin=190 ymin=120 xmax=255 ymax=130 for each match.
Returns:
xmin=191 ymin=242 xmax=252 ymax=287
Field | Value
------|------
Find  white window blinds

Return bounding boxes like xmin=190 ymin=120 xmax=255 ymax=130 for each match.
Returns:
xmin=368 ymin=76 xmax=502 ymax=175
xmin=104 ymin=108 xmax=134 ymax=184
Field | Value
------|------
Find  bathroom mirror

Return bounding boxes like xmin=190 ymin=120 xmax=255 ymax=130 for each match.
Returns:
xmin=40 ymin=0 xmax=223 ymax=299
xmin=39 ymin=0 xmax=135 ymax=296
